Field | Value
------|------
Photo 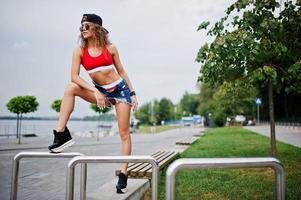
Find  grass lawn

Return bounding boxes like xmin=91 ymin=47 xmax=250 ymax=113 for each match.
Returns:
xmin=137 ymin=125 xmax=178 ymax=133
xmin=156 ymin=127 xmax=301 ymax=200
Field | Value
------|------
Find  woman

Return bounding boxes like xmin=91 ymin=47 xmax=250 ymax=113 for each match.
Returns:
xmin=48 ymin=13 xmax=138 ymax=194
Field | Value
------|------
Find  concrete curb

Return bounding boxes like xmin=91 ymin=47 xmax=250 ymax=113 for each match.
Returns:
xmin=0 ymin=143 xmax=105 ymax=152
xmin=87 ymin=178 xmax=150 ymax=200
xmin=86 ymin=145 xmax=196 ymax=200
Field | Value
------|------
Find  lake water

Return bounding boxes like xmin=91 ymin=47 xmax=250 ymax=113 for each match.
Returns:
xmin=0 ymin=119 xmax=114 ymax=137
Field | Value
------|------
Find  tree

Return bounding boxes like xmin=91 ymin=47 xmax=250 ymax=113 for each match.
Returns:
xmin=198 ymin=83 xmax=217 ymax=117
xmin=90 ymin=104 xmax=111 ymax=141
xmin=196 ymin=0 xmax=301 ymax=157
xmin=136 ymin=99 xmax=184 ymax=125
xmin=90 ymin=104 xmax=111 ymax=115
xmin=6 ymin=96 xmax=39 ymax=144
xmin=180 ymin=91 xmax=200 ymax=116
xmin=134 ymin=102 xmax=152 ymax=125
xmin=155 ymin=98 xmax=174 ymax=125
xmin=211 ymin=80 xmax=258 ymax=126
xmin=198 ymin=81 xmax=257 ymax=126
xmin=51 ymin=99 xmax=62 ymax=113
xmin=174 ymin=103 xmax=183 ymax=121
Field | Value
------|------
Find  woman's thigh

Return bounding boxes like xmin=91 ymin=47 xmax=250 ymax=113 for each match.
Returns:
xmin=115 ymin=102 xmax=131 ymax=131
xmin=71 ymin=83 xmax=97 ymax=104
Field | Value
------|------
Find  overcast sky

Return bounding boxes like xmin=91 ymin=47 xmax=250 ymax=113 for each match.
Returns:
xmin=0 ymin=0 xmax=235 ymax=118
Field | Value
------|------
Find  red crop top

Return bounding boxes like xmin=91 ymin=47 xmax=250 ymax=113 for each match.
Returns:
xmin=81 ymin=47 xmax=114 ymax=73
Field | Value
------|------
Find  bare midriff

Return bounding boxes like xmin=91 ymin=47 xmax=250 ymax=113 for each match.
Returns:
xmin=89 ymin=68 xmax=121 ymax=85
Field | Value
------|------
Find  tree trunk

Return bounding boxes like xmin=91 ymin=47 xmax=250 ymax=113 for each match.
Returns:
xmin=18 ymin=113 xmax=23 ymax=144
xmin=16 ymin=114 xmax=19 ymax=139
xmin=268 ymin=81 xmax=277 ymax=157
xmin=97 ymin=113 xmax=101 ymax=141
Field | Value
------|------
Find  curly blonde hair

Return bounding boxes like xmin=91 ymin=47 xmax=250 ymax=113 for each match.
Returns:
xmin=78 ymin=23 xmax=111 ymax=48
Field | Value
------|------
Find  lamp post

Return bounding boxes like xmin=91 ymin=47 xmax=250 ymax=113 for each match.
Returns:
xmin=255 ymin=97 xmax=262 ymax=124
xmin=174 ymin=106 xmax=177 ymax=125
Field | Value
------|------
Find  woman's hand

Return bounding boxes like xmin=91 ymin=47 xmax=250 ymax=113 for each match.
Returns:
xmin=93 ymin=90 xmax=106 ymax=110
xmin=131 ymin=95 xmax=138 ymax=111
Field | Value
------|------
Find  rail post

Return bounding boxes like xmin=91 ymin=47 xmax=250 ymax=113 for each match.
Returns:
xmin=66 ymin=155 xmax=159 ymax=200
xmin=166 ymin=157 xmax=285 ymax=200
xmin=10 ymin=152 xmax=85 ymax=200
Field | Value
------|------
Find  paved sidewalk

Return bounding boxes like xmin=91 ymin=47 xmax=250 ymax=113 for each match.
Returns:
xmin=0 ymin=126 xmax=203 ymax=200
xmin=244 ymin=125 xmax=301 ymax=148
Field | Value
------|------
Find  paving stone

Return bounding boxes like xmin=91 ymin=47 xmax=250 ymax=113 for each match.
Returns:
xmin=0 ymin=127 xmax=203 ymax=200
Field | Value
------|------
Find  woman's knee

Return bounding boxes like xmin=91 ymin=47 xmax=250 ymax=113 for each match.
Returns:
xmin=65 ymin=83 xmax=80 ymax=95
xmin=119 ymin=130 xmax=130 ymax=141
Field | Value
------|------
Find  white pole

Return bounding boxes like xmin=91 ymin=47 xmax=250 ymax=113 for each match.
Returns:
xmin=257 ymin=104 xmax=260 ymax=124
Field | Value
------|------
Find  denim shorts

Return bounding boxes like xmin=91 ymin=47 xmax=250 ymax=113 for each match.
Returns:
xmin=93 ymin=78 xmax=132 ymax=106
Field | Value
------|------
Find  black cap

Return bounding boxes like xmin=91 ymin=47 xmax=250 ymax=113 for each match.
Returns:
xmin=81 ymin=14 xmax=109 ymax=33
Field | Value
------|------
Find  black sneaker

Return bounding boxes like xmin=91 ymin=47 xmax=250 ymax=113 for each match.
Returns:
xmin=48 ymin=127 xmax=74 ymax=153
xmin=116 ymin=172 xmax=128 ymax=194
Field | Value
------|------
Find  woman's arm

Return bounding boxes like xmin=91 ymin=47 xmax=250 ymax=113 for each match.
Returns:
xmin=70 ymin=47 xmax=107 ymax=109
xmin=70 ymin=47 xmax=97 ymax=91
xmin=109 ymin=45 xmax=138 ymax=111
xmin=109 ymin=45 xmax=134 ymax=91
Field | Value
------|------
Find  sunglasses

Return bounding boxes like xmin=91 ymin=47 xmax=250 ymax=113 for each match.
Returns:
xmin=79 ymin=23 xmax=91 ymax=32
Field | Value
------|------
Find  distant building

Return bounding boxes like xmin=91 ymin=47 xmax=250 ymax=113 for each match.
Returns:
xmin=181 ymin=115 xmax=203 ymax=126
xmin=182 ymin=116 xmax=194 ymax=126
xmin=193 ymin=115 xmax=202 ymax=124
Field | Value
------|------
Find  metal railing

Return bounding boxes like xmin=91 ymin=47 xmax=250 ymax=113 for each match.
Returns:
xmin=260 ymin=121 xmax=301 ymax=129
xmin=66 ymin=155 xmax=159 ymax=200
xmin=0 ymin=125 xmax=36 ymax=137
xmin=10 ymin=151 xmax=86 ymax=200
xmin=166 ymin=157 xmax=285 ymax=200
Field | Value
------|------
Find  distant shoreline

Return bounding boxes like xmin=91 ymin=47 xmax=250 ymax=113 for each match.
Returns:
xmin=0 ymin=115 xmax=115 ymax=122
xmin=0 ymin=116 xmax=76 ymax=121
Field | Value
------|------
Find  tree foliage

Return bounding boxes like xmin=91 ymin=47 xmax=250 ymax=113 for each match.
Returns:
xmin=90 ymin=104 xmax=111 ymax=115
xmin=51 ymin=99 xmax=62 ymax=113
xmin=135 ymin=98 xmax=175 ymax=125
xmin=179 ymin=91 xmax=199 ymax=116
xmin=196 ymin=0 xmax=301 ymax=94
xmin=6 ymin=96 xmax=39 ymax=114
xmin=196 ymin=0 xmax=301 ymax=156
xmin=155 ymin=98 xmax=174 ymax=124
xmin=134 ymin=102 xmax=152 ymax=125
xmin=6 ymin=95 xmax=39 ymax=144
xmin=198 ymin=80 xmax=257 ymax=126
xmin=212 ymin=80 xmax=258 ymax=125
xmin=198 ymin=83 xmax=218 ymax=116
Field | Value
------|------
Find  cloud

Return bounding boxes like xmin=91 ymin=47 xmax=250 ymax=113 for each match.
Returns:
xmin=0 ymin=0 xmax=236 ymax=117
xmin=11 ymin=40 xmax=29 ymax=49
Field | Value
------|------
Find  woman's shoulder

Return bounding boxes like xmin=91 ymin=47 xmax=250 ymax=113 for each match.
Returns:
xmin=106 ymin=44 xmax=118 ymax=55
xmin=73 ymin=46 xmax=84 ymax=56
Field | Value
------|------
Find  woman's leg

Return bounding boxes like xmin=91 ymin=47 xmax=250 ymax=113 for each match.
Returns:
xmin=56 ymin=82 xmax=97 ymax=131
xmin=115 ymin=102 xmax=132 ymax=174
